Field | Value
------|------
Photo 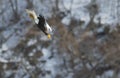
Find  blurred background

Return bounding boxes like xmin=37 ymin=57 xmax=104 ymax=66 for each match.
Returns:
xmin=0 ymin=0 xmax=120 ymax=78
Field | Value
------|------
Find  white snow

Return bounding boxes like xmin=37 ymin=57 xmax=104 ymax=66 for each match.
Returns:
xmin=27 ymin=39 xmax=37 ymax=46
xmin=40 ymin=48 xmax=64 ymax=77
xmin=0 ymin=57 xmax=8 ymax=63
xmin=2 ymin=30 xmax=14 ymax=39
xmin=61 ymin=15 xmax=71 ymax=25
xmin=101 ymin=70 xmax=114 ymax=78
xmin=61 ymin=0 xmax=120 ymax=27
xmin=60 ymin=0 xmax=91 ymax=27
xmin=3 ymin=34 xmax=20 ymax=49
xmin=41 ymin=48 xmax=51 ymax=59
xmin=1 ymin=43 xmax=8 ymax=51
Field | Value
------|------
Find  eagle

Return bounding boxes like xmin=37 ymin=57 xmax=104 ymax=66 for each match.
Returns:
xmin=26 ymin=9 xmax=52 ymax=39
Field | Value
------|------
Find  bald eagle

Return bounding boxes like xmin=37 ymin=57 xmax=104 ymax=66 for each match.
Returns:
xmin=26 ymin=9 xmax=52 ymax=39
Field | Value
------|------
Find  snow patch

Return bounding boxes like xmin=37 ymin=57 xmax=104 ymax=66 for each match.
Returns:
xmin=27 ymin=39 xmax=37 ymax=46
xmin=1 ymin=43 xmax=8 ymax=51
xmin=42 ymin=48 xmax=51 ymax=59
xmin=62 ymin=15 xmax=71 ymax=25
xmin=0 ymin=57 xmax=8 ymax=63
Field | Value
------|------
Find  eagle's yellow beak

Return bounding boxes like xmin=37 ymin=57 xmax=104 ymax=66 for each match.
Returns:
xmin=47 ymin=34 xmax=51 ymax=39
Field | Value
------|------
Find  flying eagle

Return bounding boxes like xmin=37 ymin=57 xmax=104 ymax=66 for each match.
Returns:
xmin=26 ymin=9 xmax=52 ymax=39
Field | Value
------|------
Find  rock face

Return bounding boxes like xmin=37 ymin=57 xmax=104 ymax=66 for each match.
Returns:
xmin=0 ymin=0 xmax=120 ymax=78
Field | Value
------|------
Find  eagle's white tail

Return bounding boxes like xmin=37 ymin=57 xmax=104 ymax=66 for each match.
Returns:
xmin=26 ymin=9 xmax=37 ymax=20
